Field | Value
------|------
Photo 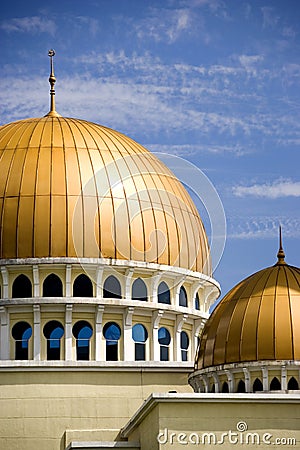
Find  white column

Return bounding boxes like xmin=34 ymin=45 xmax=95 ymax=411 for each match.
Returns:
xmin=33 ymin=265 xmax=40 ymax=297
xmin=123 ymin=307 xmax=134 ymax=361
xmin=262 ymin=366 xmax=269 ymax=391
xmin=65 ymin=304 xmax=73 ymax=360
xmin=33 ymin=304 xmax=41 ymax=360
xmin=1 ymin=267 xmax=9 ymax=299
xmin=193 ymin=318 xmax=204 ymax=360
xmin=0 ymin=306 xmax=9 ymax=359
xmin=225 ymin=369 xmax=234 ymax=393
xmin=174 ymin=277 xmax=182 ymax=307
xmin=65 ymin=265 xmax=72 ymax=297
xmin=95 ymin=305 xmax=104 ymax=361
xmin=125 ymin=268 xmax=134 ymax=301
xmin=243 ymin=367 xmax=251 ymax=392
xmin=151 ymin=310 xmax=163 ymax=361
xmin=212 ymin=373 xmax=220 ymax=393
xmin=175 ymin=314 xmax=188 ymax=361
xmin=281 ymin=365 xmax=287 ymax=391
xmin=191 ymin=282 xmax=202 ymax=309
xmin=150 ymin=272 xmax=161 ymax=303
xmin=96 ymin=266 xmax=104 ymax=298
xmin=202 ymin=374 xmax=209 ymax=393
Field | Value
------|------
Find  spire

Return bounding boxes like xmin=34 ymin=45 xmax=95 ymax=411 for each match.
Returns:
xmin=45 ymin=49 xmax=61 ymax=117
xmin=276 ymin=225 xmax=286 ymax=265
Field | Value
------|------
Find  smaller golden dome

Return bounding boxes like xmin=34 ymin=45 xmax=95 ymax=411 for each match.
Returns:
xmin=196 ymin=244 xmax=300 ymax=369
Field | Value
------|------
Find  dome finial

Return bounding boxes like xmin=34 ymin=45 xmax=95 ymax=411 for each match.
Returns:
xmin=276 ymin=225 xmax=286 ymax=265
xmin=46 ymin=49 xmax=60 ymax=117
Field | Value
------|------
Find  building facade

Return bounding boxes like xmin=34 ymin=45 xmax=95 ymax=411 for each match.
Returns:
xmin=0 ymin=55 xmax=299 ymax=450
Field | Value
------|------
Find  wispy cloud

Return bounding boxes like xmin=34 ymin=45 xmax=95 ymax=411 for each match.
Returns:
xmin=233 ymin=179 xmax=300 ymax=199
xmin=1 ymin=50 xmax=300 ymax=152
xmin=132 ymin=8 xmax=193 ymax=44
xmin=261 ymin=6 xmax=279 ymax=29
xmin=0 ymin=16 xmax=56 ymax=35
xmin=227 ymin=216 xmax=300 ymax=239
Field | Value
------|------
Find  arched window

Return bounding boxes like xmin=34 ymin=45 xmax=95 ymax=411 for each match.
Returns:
xmin=103 ymin=276 xmax=121 ymax=299
xmin=195 ymin=293 xmax=200 ymax=310
xmin=221 ymin=381 xmax=229 ymax=393
xmin=12 ymin=274 xmax=32 ymax=298
xmin=103 ymin=322 xmax=121 ymax=361
xmin=73 ymin=274 xmax=93 ymax=297
xmin=132 ymin=278 xmax=147 ymax=301
xmin=211 ymin=384 xmax=215 ymax=393
xmin=237 ymin=379 xmax=246 ymax=393
xmin=43 ymin=321 xmax=64 ymax=360
xmin=253 ymin=378 xmax=263 ymax=392
xmin=180 ymin=331 xmax=189 ymax=361
xmin=43 ymin=274 xmax=63 ymax=297
xmin=72 ymin=321 xmax=93 ymax=360
xmin=179 ymin=286 xmax=188 ymax=307
xmin=158 ymin=327 xmax=171 ymax=361
xmin=132 ymin=324 xmax=148 ymax=360
xmin=288 ymin=377 xmax=299 ymax=390
xmin=12 ymin=321 xmax=32 ymax=360
xmin=158 ymin=282 xmax=170 ymax=305
xmin=270 ymin=377 xmax=281 ymax=391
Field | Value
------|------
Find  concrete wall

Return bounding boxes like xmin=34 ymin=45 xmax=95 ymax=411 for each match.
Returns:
xmin=0 ymin=366 xmax=193 ymax=450
xmin=122 ymin=393 xmax=300 ymax=450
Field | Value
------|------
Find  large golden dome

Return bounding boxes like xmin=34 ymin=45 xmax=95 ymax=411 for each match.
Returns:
xmin=0 ymin=113 xmax=210 ymax=273
xmin=196 ymin=246 xmax=300 ymax=369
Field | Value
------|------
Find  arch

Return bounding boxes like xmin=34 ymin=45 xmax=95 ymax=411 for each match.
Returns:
xmin=12 ymin=321 xmax=32 ymax=360
xmin=103 ymin=322 xmax=121 ymax=361
xmin=43 ymin=274 xmax=63 ymax=297
xmin=180 ymin=331 xmax=189 ymax=361
xmin=179 ymin=286 xmax=188 ymax=307
xmin=194 ymin=292 xmax=200 ymax=310
xmin=270 ymin=377 xmax=281 ymax=391
xmin=72 ymin=320 xmax=93 ymax=360
xmin=43 ymin=320 xmax=64 ymax=360
xmin=237 ymin=379 xmax=246 ymax=393
xmin=12 ymin=274 xmax=32 ymax=298
xmin=103 ymin=275 xmax=121 ymax=299
xmin=132 ymin=324 xmax=148 ymax=360
xmin=253 ymin=378 xmax=263 ymax=392
xmin=221 ymin=381 xmax=229 ymax=393
xmin=73 ymin=274 xmax=93 ymax=297
xmin=288 ymin=376 xmax=299 ymax=390
xmin=158 ymin=327 xmax=171 ymax=361
xmin=211 ymin=383 xmax=215 ymax=393
xmin=158 ymin=282 xmax=170 ymax=305
xmin=132 ymin=278 xmax=147 ymax=301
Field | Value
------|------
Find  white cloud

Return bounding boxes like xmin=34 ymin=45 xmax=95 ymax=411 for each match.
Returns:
xmin=0 ymin=16 xmax=56 ymax=35
xmin=227 ymin=217 xmax=300 ymax=240
xmin=76 ymin=16 xmax=99 ymax=37
xmin=233 ymin=179 xmax=300 ymax=199
xmin=133 ymin=8 xmax=193 ymax=44
xmin=261 ymin=6 xmax=279 ymax=29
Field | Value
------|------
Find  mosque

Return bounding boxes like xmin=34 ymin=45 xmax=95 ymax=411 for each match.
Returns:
xmin=0 ymin=52 xmax=299 ymax=450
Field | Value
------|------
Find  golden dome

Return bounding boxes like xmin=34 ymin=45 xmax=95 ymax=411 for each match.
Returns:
xmin=0 ymin=114 xmax=210 ymax=273
xmin=196 ymin=248 xmax=300 ymax=369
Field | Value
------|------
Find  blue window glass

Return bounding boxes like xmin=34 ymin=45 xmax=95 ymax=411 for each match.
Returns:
xmin=73 ymin=321 xmax=93 ymax=360
xmin=158 ymin=282 xmax=170 ymax=304
xmin=179 ymin=286 xmax=187 ymax=307
xmin=103 ymin=322 xmax=121 ymax=361
xmin=158 ymin=327 xmax=171 ymax=361
xmin=132 ymin=324 xmax=148 ymax=361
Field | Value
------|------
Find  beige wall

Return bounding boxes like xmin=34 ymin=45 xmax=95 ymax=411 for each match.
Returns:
xmin=0 ymin=367 xmax=193 ymax=450
xmin=124 ymin=394 xmax=300 ymax=450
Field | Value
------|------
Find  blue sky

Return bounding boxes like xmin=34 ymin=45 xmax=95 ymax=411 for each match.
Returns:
xmin=0 ymin=0 xmax=299 ymax=299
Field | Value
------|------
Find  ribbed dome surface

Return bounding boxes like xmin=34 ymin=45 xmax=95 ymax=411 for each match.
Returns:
xmin=196 ymin=259 xmax=300 ymax=369
xmin=0 ymin=115 xmax=210 ymax=273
